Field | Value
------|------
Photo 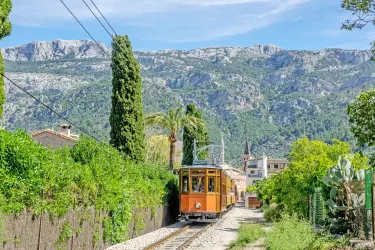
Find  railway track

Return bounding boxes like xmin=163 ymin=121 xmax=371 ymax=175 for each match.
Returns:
xmin=143 ymin=223 xmax=212 ymax=250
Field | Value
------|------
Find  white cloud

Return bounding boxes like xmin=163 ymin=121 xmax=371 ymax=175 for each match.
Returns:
xmin=10 ymin=0 xmax=308 ymax=41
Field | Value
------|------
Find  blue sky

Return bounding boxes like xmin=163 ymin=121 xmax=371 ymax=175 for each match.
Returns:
xmin=1 ymin=0 xmax=374 ymax=51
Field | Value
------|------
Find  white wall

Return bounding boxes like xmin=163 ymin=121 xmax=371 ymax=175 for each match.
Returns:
xmin=245 ymin=156 xmax=267 ymax=207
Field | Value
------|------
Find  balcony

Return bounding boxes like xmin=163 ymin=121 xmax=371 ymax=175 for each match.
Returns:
xmin=247 ymin=164 xmax=263 ymax=169
xmin=248 ymin=174 xmax=262 ymax=178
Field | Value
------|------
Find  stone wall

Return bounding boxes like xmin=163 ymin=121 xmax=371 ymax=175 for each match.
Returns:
xmin=0 ymin=206 xmax=175 ymax=250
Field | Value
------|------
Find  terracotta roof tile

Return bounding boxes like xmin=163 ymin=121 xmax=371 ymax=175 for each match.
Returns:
xmin=31 ymin=129 xmax=77 ymax=142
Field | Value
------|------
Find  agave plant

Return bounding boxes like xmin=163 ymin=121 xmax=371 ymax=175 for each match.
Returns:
xmin=322 ymin=157 xmax=366 ymax=237
xmin=312 ymin=187 xmax=324 ymax=228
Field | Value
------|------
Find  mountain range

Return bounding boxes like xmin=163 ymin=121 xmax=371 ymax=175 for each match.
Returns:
xmin=2 ymin=39 xmax=375 ymax=164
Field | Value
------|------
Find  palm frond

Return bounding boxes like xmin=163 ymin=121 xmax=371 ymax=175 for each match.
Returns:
xmin=145 ymin=106 xmax=205 ymax=140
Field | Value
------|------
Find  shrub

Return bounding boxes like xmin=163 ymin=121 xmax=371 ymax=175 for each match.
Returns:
xmin=262 ymin=203 xmax=282 ymax=222
xmin=266 ymin=214 xmax=348 ymax=250
xmin=0 ymin=130 xmax=178 ymax=244
xmin=229 ymin=224 xmax=265 ymax=250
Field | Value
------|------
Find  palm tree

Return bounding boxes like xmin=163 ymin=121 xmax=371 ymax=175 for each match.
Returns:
xmin=145 ymin=106 xmax=204 ymax=171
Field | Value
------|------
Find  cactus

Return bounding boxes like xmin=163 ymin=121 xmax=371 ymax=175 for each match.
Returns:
xmin=322 ymin=157 xmax=366 ymax=237
xmin=312 ymin=187 xmax=324 ymax=227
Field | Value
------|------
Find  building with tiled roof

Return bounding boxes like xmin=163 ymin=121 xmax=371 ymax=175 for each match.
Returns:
xmin=31 ymin=124 xmax=79 ymax=148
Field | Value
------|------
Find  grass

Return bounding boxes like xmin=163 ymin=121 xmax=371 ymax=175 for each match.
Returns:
xmin=229 ymin=214 xmax=350 ymax=250
xmin=228 ymin=223 xmax=265 ymax=250
xmin=266 ymin=214 xmax=350 ymax=250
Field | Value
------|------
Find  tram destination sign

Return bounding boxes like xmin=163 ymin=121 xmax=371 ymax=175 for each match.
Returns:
xmin=193 ymin=160 xmax=209 ymax=165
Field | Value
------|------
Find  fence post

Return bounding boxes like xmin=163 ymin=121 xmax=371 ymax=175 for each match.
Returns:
xmin=71 ymin=197 xmax=75 ymax=250
xmin=37 ymin=189 xmax=44 ymax=250
xmin=365 ymin=169 xmax=373 ymax=240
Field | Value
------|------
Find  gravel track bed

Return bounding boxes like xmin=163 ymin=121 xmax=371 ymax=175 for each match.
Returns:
xmin=186 ymin=206 xmax=265 ymax=250
xmin=106 ymin=221 xmax=188 ymax=250
xmin=153 ymin=224 xmax=208 ymax=250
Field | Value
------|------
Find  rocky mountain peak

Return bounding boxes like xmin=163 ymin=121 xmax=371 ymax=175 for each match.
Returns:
xmin=1 ymin=39 xmax=110 ymax=61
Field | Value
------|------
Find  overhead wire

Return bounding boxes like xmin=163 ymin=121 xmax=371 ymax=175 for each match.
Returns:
xmin=89 ymin=0 xmax=117 ymax=35
xmin=78 ymin=0 xmax=168 ymax=101
xmin=59 ymin=0 xmax=168 ymax=115
xmin=0 ymin=71 xmax=102 ymax=143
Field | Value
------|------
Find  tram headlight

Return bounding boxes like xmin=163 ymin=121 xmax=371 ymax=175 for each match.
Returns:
xmin=195 ymin=202 xmax=201 ymax=209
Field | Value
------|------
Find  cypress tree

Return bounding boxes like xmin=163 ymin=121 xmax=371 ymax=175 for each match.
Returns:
xmin=0 ymin=0 xmax=12 ymax=118
xmin=109 ymin=35 xmax=145 ymax=162
xmin=182 ymin=104 xmax=209 ymax=165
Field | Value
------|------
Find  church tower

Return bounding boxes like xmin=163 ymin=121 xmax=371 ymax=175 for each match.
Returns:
xmin=242 ymin=137 xmax=252 ymax=171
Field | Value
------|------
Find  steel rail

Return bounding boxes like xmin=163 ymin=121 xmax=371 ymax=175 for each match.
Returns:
xmin=143 ymin=223 xmax=191 ymax=250
xmin=176 ymin=223 xmax=213 ymax=250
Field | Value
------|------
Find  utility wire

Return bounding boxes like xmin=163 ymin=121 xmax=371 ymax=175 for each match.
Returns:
xmin=77 ymin=0 xmax=167 ymax=101
xmin=59 ymin=0 xmax=162 ymax=114
xmin=60 ymin=0 xmax=167 ymax=106
xmin=0 ymin=71 xmax=102 ymax=143
xmin=89 ymin=0 xmax=117 ymax=35
xmin=59 ymin=0 xmax=109 ymax=59
xmin=60 ymin=0 xmax=140 ymax=83
xmin=81 ymin=0 xmax=113 ymax=39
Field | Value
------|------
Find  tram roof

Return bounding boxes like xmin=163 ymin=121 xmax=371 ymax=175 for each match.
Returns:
xmin=181 ymin=164 xmax=222 ymax=169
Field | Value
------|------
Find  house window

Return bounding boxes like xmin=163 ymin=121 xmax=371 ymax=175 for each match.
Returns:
xmin=250 ymin=170 xmax=255 ymax=174
xmin=267 ymin=164 xmax=270 ymax=169
xmin=274 ymin=165 xmax=279 ymax=169
xmin=258 ymin=170 xmax=262 ymax=177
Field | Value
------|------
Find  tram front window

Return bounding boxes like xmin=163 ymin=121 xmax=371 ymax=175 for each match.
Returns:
xmin=192 ymin=177 xmax=205 ymax=192
xmin=208 ymin=177 xmax=215 ymax=192
xmin=182 ymin=176 xmax=189 ymax=193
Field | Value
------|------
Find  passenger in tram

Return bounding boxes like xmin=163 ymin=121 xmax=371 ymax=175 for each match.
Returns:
xmin=199 ymin=178 xmax=205 ymax=192
xmin=193 ymin=183 xmax=199 ymax=192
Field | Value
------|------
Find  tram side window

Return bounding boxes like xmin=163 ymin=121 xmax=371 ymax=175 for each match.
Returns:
xmin=182 ymin=176 xmax=189 ymax=193
xmin=208 ymin=177 xmax=215 ymax=192
xmin=192 ymin=177 xmax=205 ymax=192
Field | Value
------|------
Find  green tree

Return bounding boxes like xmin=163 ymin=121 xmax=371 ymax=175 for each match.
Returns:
xmin=182 ymin=104 xmax=210 ymax=165
xmin=347 ymin=90 xmax=375 ymax=147
xmin=252 ymin=137 xmax=367 ymax=218
xmin=0 ymin=0 xmax=12 ymax=118
xmin=145 ymin=106 xmax=204 ymax=171
xmin=145 ymin=135 xmax=170 ymax=168
xmin=109 ymin=35 xmax=145 ymax=162
xmin=341 ymin=0 xmax=375 ymax=55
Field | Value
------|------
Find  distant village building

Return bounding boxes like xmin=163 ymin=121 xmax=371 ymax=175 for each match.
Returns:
xmin=220 ymin=164 xmax=246 ymax=202
xmin=242 ymin=138 xmax=289 ymax=178
xmin=242 ymin=138 xmax=289 ymax=208
xmin=31 ymin=124 xmax=79 ymax=148
xmin=267 ymin=159 xmax=289 ymax=177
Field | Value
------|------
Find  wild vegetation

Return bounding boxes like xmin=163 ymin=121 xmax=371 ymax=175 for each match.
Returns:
xmin=0 ymin=129 xmax=178 ymax=244
xmin=230 ymin=215 xmax=350 ymax=250
xmin=323 ymin=158 xmax=366 ymax=237
xmin=341 ymin=0 xmax=375 ymax=54
xmin=228 ymin=224 xmax=265 ymax=250
xmin=110 ymin=35 xmax=145 ymax=162
xmin=5 ymin=43 xmax=375 ymax=162
xmin=182 ymin=104 xmax=210 ymax=165
xmin=265 ymin=215 xmax=349 ymax=250
xmin=145 ymin=106 xmax=204 ymax=170
xmin=250 ymin=137 xmax=367 ymax=218
xmin=0 ymin=0 xmax=12 ymax=118
xmin=244 ymin=84 xmax=375 ymax=248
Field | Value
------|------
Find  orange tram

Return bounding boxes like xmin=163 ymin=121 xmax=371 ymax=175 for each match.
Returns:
xmin=178 ymin=163 xmax=237 ymax=222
